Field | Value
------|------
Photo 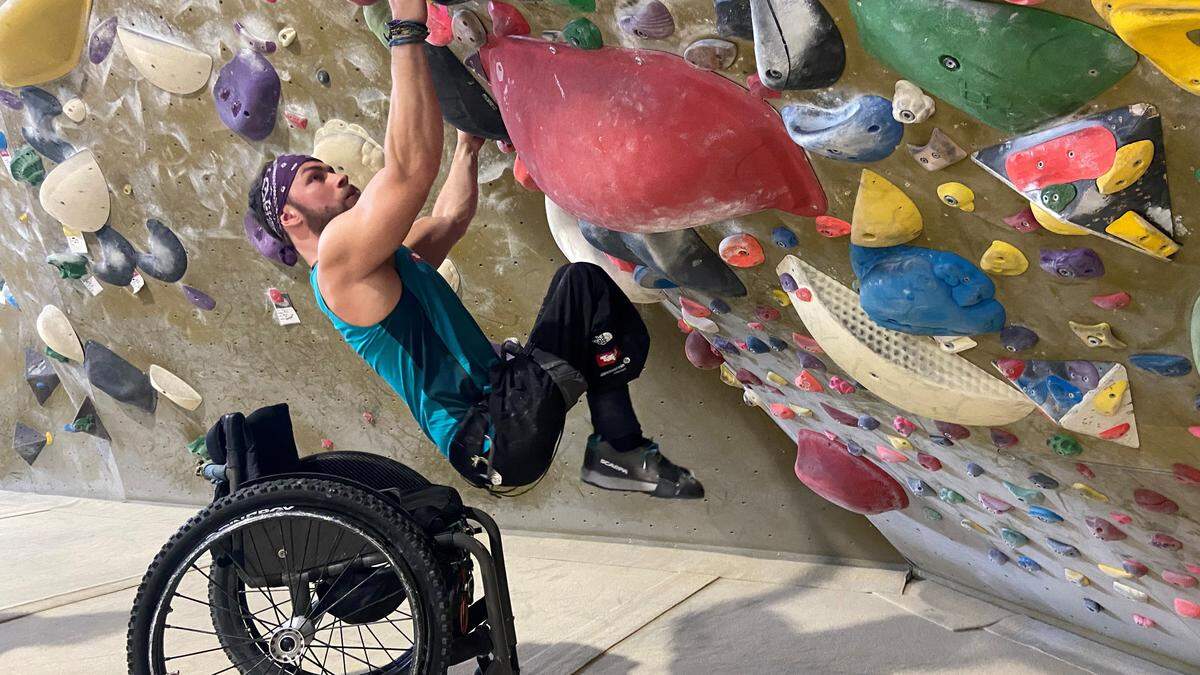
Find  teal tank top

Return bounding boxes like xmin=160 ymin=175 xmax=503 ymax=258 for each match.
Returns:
xmin=311 ymin=247 xmax=499 ymax=456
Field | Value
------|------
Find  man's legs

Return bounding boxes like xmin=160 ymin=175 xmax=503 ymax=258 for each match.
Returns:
xmin=525 ymin=262 xmax=704 ymax=499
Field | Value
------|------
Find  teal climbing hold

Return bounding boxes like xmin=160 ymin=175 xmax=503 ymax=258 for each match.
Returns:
xmin=1003 ymin=481 xmax=1044 ymax=505
xmin=1028 ymin=506 xmax=1064 ymax=523
xmin=1000 ymin=528 xmax=1029 ymax=548
xmin=923 ymin=506 xmax=942 ymax=521
xmin=938 ymin=488 xmax=965 ymax=504
xmin=1047 ymin=433 xmax=1083 ymax=457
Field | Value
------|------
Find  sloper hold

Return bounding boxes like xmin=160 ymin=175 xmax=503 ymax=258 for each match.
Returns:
xmin=1000 ymin=325 xmax=1039 ymax=352
xmin=683 ymin=39 xmax=737 ymax=71
xmin=213 ymin=50 xmax=280 ymax=141
xmin=24 ymin=348 xmax=60 ymax=406
xmin=1129 ymin=353 xmax=1192 ymax=377
xmin=972 ymin=105 xmax=1177 ymax=259
xmin=84 ymin=341 xmax=157 ymax=413
xmin=850 ymin=0 xmax=1136 ymax=132
xmin=0 ymin=0 xmax=90 ymax=87
xmin=851 ymin=170 xmax=922 ymax=247
xmin=851 ymin=244 xmax=1006 ymax=336
xmin=36 ymin=305 xmax=84 ymax=362
xmin=93 ymin=225 xmax=137 ymax=287
xmin=478 ymin=2 xmax=826 ymax=232
xmin=21 ymin=86 xmax=75 ymax=163
xmin=12 ymin=422 xmax=48 ymax=465
xmin=312 ymin=119 xmax=385 ymax=192
xmin=135 ymin=219 xmax=188 ymax=283
xmin=424 ymin=45 xmax=508 ymax=141
xmin=892 ymin=80 xmax=934 ymax=124
xmin=1133 ymin=488 xmax=1178 ymax=514
xmin=117 ymin=26 xmax=213 ymax=95
xmin=937 ymin=182 xmax=975 ymax=212
xmin=907 ymin=129 xmax=968 ymax=172
xmin=778 ymin=255 xmax=1034 ymax=426
xmin=1095 ymin=1 xmax=1200 ymax=96
xmin=750 ymin=0 xmax=844 ymax=90
xmin=148 ymin=365 xmax=202 ymax=411
xmin=980 ymin=241 xmax=1027 ymax=276
xmin=1038 ymin=248 xmax=1104 ymax=279
xmin=793 ymin=430 xmax=908 ymax=514
xmin=782 ymin=96 xmax=902 ymax=163
xmin=39 ymin=150 xmax=110 ymax=233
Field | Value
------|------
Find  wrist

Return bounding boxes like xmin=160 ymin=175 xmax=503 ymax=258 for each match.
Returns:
xmin=389 ymin=0 xmax=428 ymax=21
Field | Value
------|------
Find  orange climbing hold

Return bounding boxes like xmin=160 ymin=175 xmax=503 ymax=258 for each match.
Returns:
xmin=815 ymin=215 xmax=852 ymax=238
xmin=718 ymin=233 xmax=765 ymax=267
xmin=770 ymin=402 xmax=795 ymax=419
xmin=794 ymin=370 xmax=824 ymax=392
xmin=512 ymin=156 xmax=540 ymax=191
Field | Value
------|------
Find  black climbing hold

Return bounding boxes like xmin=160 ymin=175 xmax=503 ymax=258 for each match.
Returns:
xmin=93 ymin=225 xmax=137 ymax=287
xmin=715 ymin=0 xmax=753 ymax=39
xmin=12 ymin=422 xmax=47 ymax=465
xmin=135 ymin=219 xmax=188 ymax=283
xmin=24 ymin=348 xmax=60 ymax=406
xmin=317 ymin=69 xmax=331 ymax=86
xmin=83 ymin=341 xmax=157 ymax=413
xmin=425 ymin=45 xmax=509 ymax=141
xmin=1028 ymin=473 xmax=1059 ymax=490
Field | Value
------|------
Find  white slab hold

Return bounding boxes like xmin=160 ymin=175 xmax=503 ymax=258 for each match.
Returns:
xmin=35 ymin=305 xmax=84 ymax=362
xmin=148 ymin=365 xmax=202 ymax=411
xmin=117 ymin=26 xmax=213 ymax=95
xmin=39 ymin=150 xmax=110 ymax=233
xmin=312 ymin=119 xmax=385 ymax=192
xmin=1058 ymin=363 xmax=1139 ymax=448
xmin=545 ymin=197 xmax=663 ymax=304
xmin=778 ymin=255 xmax=1035 ymax=426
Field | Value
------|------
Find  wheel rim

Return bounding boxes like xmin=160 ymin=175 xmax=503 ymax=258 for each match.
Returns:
xmin=146 ymin=507 xmax=423 ymax=674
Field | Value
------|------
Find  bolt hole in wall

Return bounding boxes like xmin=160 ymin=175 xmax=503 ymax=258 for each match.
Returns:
xmin=0 ymin=0 xmax=1198 ymax=668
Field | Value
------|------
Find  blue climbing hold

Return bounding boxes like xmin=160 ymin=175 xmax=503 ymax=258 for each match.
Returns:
xmin=772 ymin=227 xmax=799 ymax=249
xmin=850 ymin=244 xmax=1006 ymax=336
xmin=709 ymin=298 xmax=731 ymax=314
xmin=1046 ymin=538 xmax=1079 ymax=556
xmin=906 ymin=477 xmax=934 ymax=496
xmin=634 ymin=265 xmax=677 ymax=288
xmin=1083 ymin=598 xmax=1104 ymax=614
xmin=857 ymin=415 xmax=880 ymax=431
xmin=711 ymin=336 xmax=740 ymax=354
xmin=1000 ymin=325 xmax=1039 ymax=353
xmin=846 ymin=439 xmax=866 ymax=456
xmin=745 ymin=336 xmax=770 ymax=354
xmin=1194 ymin=394 xmax=1200 ymax=411
xmin=768 ymin=336 xmax=789 ymax=351
xmin=966 ymin=462 xmax=984 ymax=477
xmin=988 ymin=548 xmax=1009 ymax=566
xmin=1017 ymin=555 xmax=1042 ymax=573
xmin=1028 ymin=506 xmax=1064 ymax=523
xmin=781 ymin=95 xmax=904 ymax=163
xmin=930 ymin=436 xmax=954 ymax=447
xmin=1129 ymin=353 xmax=1193 ymax=378
xmin=1028 ymin=473 xmax=1059 ymax=490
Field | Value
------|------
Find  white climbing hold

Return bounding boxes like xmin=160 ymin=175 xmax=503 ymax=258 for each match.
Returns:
xmin=36 ymin=305 xmax=84 ymax=362
xmin=544 ymin=197 xmax=662 ymax=304
xmin=148 ymin=365 xmax=202 ymax=411
xmin=313 ymin=119 xmax=386 ymax=193
xmin=63 ymin=97 xmax=86 ymax=123
xmin=892 ymin=80 xmax=935 ymax=124
xmin=278 ymin=26 xmax=297 ymax=47
xmin=777 ymin=255 xmax=1035 ymax=426
xmin=437 ymin=257 xmax=463 ymax=296
xmin=117 ymin=26 xmax=213 ymax=95
xmin=1058 ymin=363 xmax=1139 ymax=448
xmin=39 ymin=150 xmax=110 ymax=233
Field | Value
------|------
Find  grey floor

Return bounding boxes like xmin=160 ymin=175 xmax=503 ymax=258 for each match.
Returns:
xmin=0 ymin=491 xmax=1169 ymax=674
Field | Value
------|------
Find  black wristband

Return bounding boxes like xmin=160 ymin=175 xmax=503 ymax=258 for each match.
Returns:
xmin=386 ymin=19 xmax=429 ymax=46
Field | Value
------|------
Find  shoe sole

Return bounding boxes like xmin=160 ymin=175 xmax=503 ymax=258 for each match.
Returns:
xmin=580 ymin=469 xmax=658 ymax=493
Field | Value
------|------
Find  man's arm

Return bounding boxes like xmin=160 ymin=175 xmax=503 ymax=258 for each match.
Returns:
xmin=318 ymin=0 xmax=444 ymax=275
xmin=405 ymin=131 xmax=485 ymax=267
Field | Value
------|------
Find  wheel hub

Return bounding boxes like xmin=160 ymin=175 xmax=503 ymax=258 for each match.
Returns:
xmin=267 ymin=616 xmax=315 ymax=664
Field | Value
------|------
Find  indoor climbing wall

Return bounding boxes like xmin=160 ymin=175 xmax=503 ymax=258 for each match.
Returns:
xmin=2 ymin=0 xmax=1200 ymax=667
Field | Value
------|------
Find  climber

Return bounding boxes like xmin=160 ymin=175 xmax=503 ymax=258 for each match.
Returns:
xmin=245 ymin=0 xmax=702 ymax=498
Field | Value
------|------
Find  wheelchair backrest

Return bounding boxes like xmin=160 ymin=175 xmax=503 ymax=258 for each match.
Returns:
xmin=206 ymin=403 xmax=301 ymax=491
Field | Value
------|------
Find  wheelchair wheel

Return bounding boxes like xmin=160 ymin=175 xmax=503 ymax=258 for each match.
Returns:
xmin=127 ymin=478 xmax=452 ymax=674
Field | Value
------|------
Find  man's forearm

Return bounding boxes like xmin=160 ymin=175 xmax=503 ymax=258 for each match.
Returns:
xmin=430 ymin=143 xmax=481 ymax=226
xmin=382 ymin=0 xmax=443 ymax=184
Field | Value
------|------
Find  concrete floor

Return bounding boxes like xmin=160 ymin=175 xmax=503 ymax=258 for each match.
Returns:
xmin=0 ymin=491 xmax=1173 ymax=674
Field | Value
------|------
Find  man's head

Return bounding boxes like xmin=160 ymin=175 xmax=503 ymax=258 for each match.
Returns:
xmin=247 ymin=155 xmax=361 ymax=263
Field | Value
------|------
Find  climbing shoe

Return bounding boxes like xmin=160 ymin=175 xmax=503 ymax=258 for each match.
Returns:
xmin=580 ymin=434 xmax=704 ymax=499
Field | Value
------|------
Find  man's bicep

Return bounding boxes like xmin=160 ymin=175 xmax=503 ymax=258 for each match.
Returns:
xmin=329 ymin=169 xmax=428 ymax=271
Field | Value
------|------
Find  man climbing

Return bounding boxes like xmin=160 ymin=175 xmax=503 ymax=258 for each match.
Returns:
xmin=245 ymin=0 xmax=702 ymax=499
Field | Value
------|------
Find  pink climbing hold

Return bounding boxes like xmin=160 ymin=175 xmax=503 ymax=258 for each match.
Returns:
xmin=1086 ymin=516 xmax=1126 ymax=541
xmin=1162 ymin=569 xmax=1197 ymax=588
xmin=1076 ymin=462 xmax=1096 ymax=479
xmin=1133 ymin=614 xmax=1156 ymax=628
xmin=815 ymin=215 xmax=851 ymax=238
xmin=1134 ymin=488 xmax=1179 ymax=514
xmin=746 ymin=73 xmax=781 ymax=100
xmin=1189 ymin=426 xmax=1200 ymax=439
xmin=607 ymin=254 xmax=637 ymax=272
xmin=362 ymin=411 xmax=376 ymax=425
xmin=718 ymin=233 xmax=765 ymax=268
xmin=284 ymin=111 xmax=309 ymax=129
xmin=684 ymin=331 xmax=724 ymax=369
xmin=795 ymin=288 xmax=813 ymax=302
xmin=735 ymin=368 xmax=762 ymax=386
xmin=892 ymin=416 xmax=917 ymax=437
xmin=875 ymin=445 xmax=908 ymax=463
xmin=478 ymin=1 xmax=827 ymax=232
xmin=794 ymin=370 xmax=824 ymax=392
xmin=770 ymin=402 xmax=795 ymax=419
xmin=747 ymin=321 xmax=766 ymax=331
xmin=1091 ymin=291 xmax=1131 ymax=310
xmin=427 ymin=3 xmax=454 ymax=46
xmin=990 ymin=427 xmax=1019 ymax=448
xmin=1187 ymin=563 xmax=1200 ymax=575
xmin=821 ymin=403 xmax=858 ymax=426
xmin=677 ymin=319 xmax=693 ymax=334
xmin=978 ymin=493 xmax=1013 ymax=514
xmin=680 ymin=296 xmax=711 ymax=317
xmin=755 ymin=305 xmax=781 ymax=322
xmin=917 ymin=452 xmax=943 ymax=471
xmin=1173 ymin=463 xmax=1200 ymax=486
xmin=1004 ymin=125 xmax=1118 ymax=191
xmin=994 ymin=358 xmax=1025 ymax=380
xmin=321 ymin=438 xmax=335 ymax=450
xmin=792 ymin=333 xmax=823 ymax=353
xmin=1175 ymin=598 xmax=1200 ymax=619
xmin=935 ymin=421 xmax=970 ymax=440
xmin=794 ymin=430 xmax=909 ymax=515
xmin=828 ymin=376 xmax=856 ymax=395
xmin=1109 ymin=511 xmax=1133 ymax=524
xmin=1151 ymin=533 xmax=1183 ymax=550
xmin=1003 ymin=206 xmax=1041 ymax=233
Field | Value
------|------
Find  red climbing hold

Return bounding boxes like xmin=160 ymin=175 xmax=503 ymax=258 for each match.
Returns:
xmin=1187 ymin=564 xmax=1200 ymax=575
xmin=795 ymin=288 xmax=813 ymax=302
xmin=680 ymin=296 xmax=711 ymax=317
xmin=994 ymin=358 xmax=1025 ymax=380
xmin=755 ymin=305 xmax=780 ymax=322
xmin=917 ymin=452 xmax=943 ymax=471
xmin=1173 ymin=463 xmax=1200 ymax=486
xmin=1124 ymin=560 xmax=1150 ymax=578
xmin=828 ymin=376 xmax=855 ymax=394
xmin=428 ymin=3 xmax=453 ymax=46
xmin=1133 ymin=614 xmax=1156 ymax=628
xmin=1175 ymin=598 xmax=1200 ymax=619
xmin=607 ymin=254 xmax=637 ymax=272
xmin=718 ymin=233 xmax=765 ymax=268
xmin=1109 ymin=511 xmax=1132 ymax=524
xmin=362 ymin=411 xmax=376 ymax=425
xmin=1091 ymin=291 xmax=1131 ymax=310
xmin=745 ymin=72 xmax=781 ymax=100
xmin=1162 ymin=570 xmax=1197 ymax=588
xmin=815 ymin=215 xmax=851 ymax=238
xmin=792 ymin=333 xmax=822 ymax=353
xmin=1152 ymin=533 xmax=1183 ymax=550
xmin=747 ymin=322 xmax=766 ymax=331
xmin=935 ymin=421 xmax=970 ymax=440
xmin=512 ymin=155 xmax=541 ymax=191
xmin=684 ymin=331 xmax=724 ymax=369
xmin=1189 ymin=426 xmax=1200 ymax=439
xmin=1003 ymin=206 xmax=1041 ymax=233
xmin=770 ymin=402 xmax=795 ymax=419
xmin=1076 ymin=462 xmax=1095 ymax=479
xmin=990 ymin=427 xmax=1019 ymax=448
xmin=478 ymin=1 xmax=826 ymax=232
xmin=1134 ymin=488 xmax=1179 ymax=514
xmin=321 ymin=438 xmax=335 ymax=450
xmin=892 ymin=416 xmax=917 ymax=437
xmin=794 ymin=370 xmax=823 ymax=392
xmin=1086 ymin=516 xmax=1126 ymax=541
xmin=821 ymin=403 xmax=858 ymax=426
xmin=1099 ymin=423 xmax=1130 ymax=440
xmin=793 ymin=430 xmax=909 ymax=515
xmin=677 ymin=319 xmax=693 ymax=334
xmin=875 ymin=445 xmax=908 ymax=463
xmin=1004 ymin=126 xmax=1118 ymax=191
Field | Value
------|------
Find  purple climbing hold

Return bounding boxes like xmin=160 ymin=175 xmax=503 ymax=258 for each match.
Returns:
xmin=1085 ymin=516 xmax=1126 ymax=541
xmin=618 ymin=0 xmax=676 ymax=39
xmin=1000 ymin=325 xmax=1039 ymax=352
xmin=1038 ymin=248 xmax=1104 ymax=279
xmin=1151 ymin=533 xmax=1183 ymax=551
xmin=857 ymin=415 xmax=880 ymax=431
xmin=244 ymin=213 xmax=298 ymax=266
xmin=779 ymin=273 xmax=799 ymax=292
xmin=966 ymin=462 xmax=985 ymax=477
xmin=845 ymin=439 xmax=866 ymax=456
xmin=1065 ymin=360 xmax=1100 ymax=389
xmin=735 ymin=368 xmax=762 ymax=386
xmin=0 ymin=89 xmax=22 ymax=110
xmin=797 ymin=352 xmax=826 ymax=371
xmin=182 ymin=286 xmax=216 ymax=311
xmin=711 ymin=336 xmax=740 ymax=354
xmin=990 ymin=427 xmax=1019 ymax=448
xmin=89 ymin=17 xmax=119 ymax=64
xmin=213 ymin=50 xmax=281 ymax=141
xmin=821 ymin=403 xmax=859 ymax=426
xmin=1046 ymin=538 xmax=1078 ymax=557
xmin=988 ymin=548 xmax=1010 ymax=565
xmin=935 ymin=421 xmax=969 ymax=440
xmin=978 ymin=493 xmax=1012 ymax=514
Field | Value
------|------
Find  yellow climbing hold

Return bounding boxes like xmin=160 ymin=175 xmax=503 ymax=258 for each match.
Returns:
xmin=1072 ymin=483 xmax=1110 ymax=502
xmin=771 ymin=289 xmax=792 ymax=307
xmin=959 ymin=518 xmax=989 ymax=535
xmin=766 ymin=371 xmax=789 ymax=388
xmin=719 ymin=363 xmax=741 ymax=388
xmin=886 ymin=435 xmax=913 ymax=451
xmin=979 ymin=241 xmax=1028 ymax=276
xmin=1098 ymin=563 xmax=1133 ymax=579
xmin=1113 ymin=581 xmax=1149 ymax=602
xmin=1030 ymin=202 xmax=1089 ymax=235
xmin=789 ymin=404 xmax=814 ymax=417
xmin=1096 ymin=140 xmax=1154 ymax=194
xmin=1093 ymin=379 xmax=1129 ymax=416
xmin=1105 ymin=211 xmax=1180 ymax=258
xmin=1064 ymin=569 xmax=1091 ymax=586
xmin=851 ymin=170 xmax=923 ymax=247
xmin=0 ymin=0 xmax=91 ymax=87
xmin=936 ymin=182 xmax=975 ymax=212
xmin=1069 ymin=321 xmax=1127 ymax=349
xmin=1101 ymin=1 xmax=1200 ymax=96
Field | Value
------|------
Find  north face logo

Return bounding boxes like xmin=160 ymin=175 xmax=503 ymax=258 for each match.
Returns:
xmin=596 ymin=348 xmax=621 ymax=367
xmin=592 ymin=332 xmax=614 ymax=346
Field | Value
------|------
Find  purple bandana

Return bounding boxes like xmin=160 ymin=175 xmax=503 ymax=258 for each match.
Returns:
xmin=259 ymin=154 xmax=317 ymax=240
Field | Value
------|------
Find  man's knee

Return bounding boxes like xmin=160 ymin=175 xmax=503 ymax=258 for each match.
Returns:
xmin=560 ymin=261 xmax=608 ymax=283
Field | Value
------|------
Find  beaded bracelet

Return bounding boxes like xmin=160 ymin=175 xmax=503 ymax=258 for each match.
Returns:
xmin=386 ymin=19 xmax=429 ymax=46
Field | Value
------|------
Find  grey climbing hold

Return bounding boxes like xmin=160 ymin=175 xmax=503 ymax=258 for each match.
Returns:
xmin=24 ymin=348 xmax=59 ymax=406
xmin=1083 ymin=598 xmax=1104 ymax=614
xmin=135 ymin=219 xmax=188 ymax=283
xmin=966 ymin=462 xmax=984 ymax=477
xmin=1000 ymin=325 xmax=1039 ymax=353
xmin=12 ymin=422 xmax=47 ymax=465
xmin=1046 ymin=538 xmax=1079 ymax=557
xmin=1028 ymin=473 xmax=1059 ymax=490
xmin=93 ymin=225 xmax=137 ymax=286
xmin=749 ymin=0 xmax=845 ymax=90
xmin=988 ymin=547 xmax=1009 ymax=565
xmin=317 ymin=69 xmax=331 ymax=86
xmin=21 ymin=87 xmax=75 ymax=163
xmin=715 ymin=0 xmax=753 ymax=39
xmin=906 ymin=477 xmax=934 ymax=496
xmin=857 ymin=415 xmax=880 ymax=431
xmin=930 ymin=436 xmax=953 ymax=447
xmin=83 ymin=341 xmax=157 ymax=413
xmin=683 ymin=38 xmax=737 ymax=71
xmin=907 ymin=128 xmax=968 ymax=171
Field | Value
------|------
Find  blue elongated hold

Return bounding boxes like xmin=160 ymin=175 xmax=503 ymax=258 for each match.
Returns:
xmin=709 ymin=298 xmax=731 ymax=314
xmin=1003 ymin=480 xmax=1044 ymax=504
xmin=1028 ymin=473 xmax=1059 ymax=490
xmin=1028 ymin=506 xmax=1063 ymax=523
xmin=745 ymin=336 xmax=770 ymax=354
xmin=772 ymin=226 xmax=799 ymax=248
xmin=988 ymin=548 xmax=1009 ymax=566
xmin=857 ymin=415 xmax=880 ymax=430
xmin=966 ymin=462 xmax=984 ymax=477
xmin=851 ymin=244 xmax=1006 ymax=336
xmin=1129 ymin=353 xmax=1193 ymax=378
xmin=711 ymin=336 xmax=740 ymax=354
xmin=1046 ymin=538 xmax=1079 ymax=556
xmin=1017 ymin=555 xmax=1042 ymax=573
xmin=906 ymin=477 xmax=934 ymax=496
xmin=781 ymin=95 xmax=904 ymax=163
xmin=1000 ymin=325 xmax=1038 ymax=353
xmin=768 ymin=336 xmax=789 ymax=351
xmin=846 ymin=439 xmax=866 ymax=456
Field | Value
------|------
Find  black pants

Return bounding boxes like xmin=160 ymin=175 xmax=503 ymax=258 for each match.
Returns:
xmin=449 ymin=263 xmax=650 ymax=488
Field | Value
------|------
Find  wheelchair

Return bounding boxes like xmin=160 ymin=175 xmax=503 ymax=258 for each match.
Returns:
xmin=126 ymin=404 xmax=520 ymax=674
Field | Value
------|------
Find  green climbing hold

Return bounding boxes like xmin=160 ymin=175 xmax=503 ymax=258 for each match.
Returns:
xmin=1002 ymin=480 xmax=1044 ymax=505
xmin=938 ymin=487 xmax=965 ymax=504
xmin=850 ymin=0 xmax=1137 ymax=132
xmin=564 ymin=17 xmax=603 ymax=50
xmin=187 ymin=434 xmax=209 ymax=460
xmin=923 ymin=506 xmax=943 ymax=521
xmin=1000 ymin=527 xmax=1029 ymax=548
xmin=44 ymin=346 xmax=69 ymax=363
xmin=1048 ymin=432 xmax=1083 ymax=457
xmin=46 ymin=252 xmax=88 ymax=280
xmin=1039 ymin=184 xmax=1077 ymax=214
xmin=11 ymin=146 xmax=45 ymax=186
xmin=555 ymin=0 xmax=596 ymax=11
xmin=72 ymin=415 xmax=95 ymax=433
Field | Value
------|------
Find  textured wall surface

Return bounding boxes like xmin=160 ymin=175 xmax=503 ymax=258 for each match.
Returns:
xmin=2 ymin=0 xmax=1200 ymax=667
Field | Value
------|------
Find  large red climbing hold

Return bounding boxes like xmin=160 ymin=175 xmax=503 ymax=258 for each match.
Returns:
xmin=1004 ymin=126 xmax=1118 ymax=191
xmin=684 ymin=331 xmax=723 ymax=369
xmin=1134 ymin=488 xmax=1179 ymax=514
xmin=478 ymin=1 xmax=826 ymax=232
xmin=794 ymin=430 xmax=909 ymax=515
xmin=1173 ymin=463 xmax=1200 ymax=486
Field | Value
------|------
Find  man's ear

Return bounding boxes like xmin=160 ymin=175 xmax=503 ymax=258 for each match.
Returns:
xmin=280 ymin=204 xmax=302 ymax=228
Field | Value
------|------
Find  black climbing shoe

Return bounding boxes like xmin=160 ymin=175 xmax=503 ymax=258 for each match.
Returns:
xmin=581 ymin=434 xmax=705 ymax=499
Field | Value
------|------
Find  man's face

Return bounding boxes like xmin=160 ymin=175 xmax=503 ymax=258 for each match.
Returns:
xmin=285 ymin=160 xmax=361 ymax=233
